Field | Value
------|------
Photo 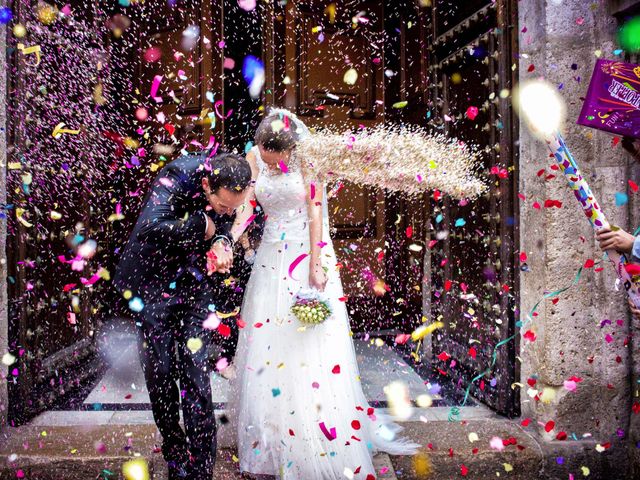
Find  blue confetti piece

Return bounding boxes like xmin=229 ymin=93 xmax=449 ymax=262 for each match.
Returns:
xmin=454 ymin=218 xmax=466 ymax=227
xmin=128 ymin=297 xmax=144 ymax=313
xmin=615 ymin=192 xmax=628 ymax=206
xmin=272 ymin=387 xmax=281 ymax=397
xmin=245 ymin=141 xmax=254 ymax=154
xmin=435 ymin=213 xmax=443 ymax=224
xmin=242 ymin=55 xmax=264 ymax=84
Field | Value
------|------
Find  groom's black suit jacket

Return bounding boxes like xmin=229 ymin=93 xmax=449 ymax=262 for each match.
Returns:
xmin=114 ymin=152 xmax=234 ymax=303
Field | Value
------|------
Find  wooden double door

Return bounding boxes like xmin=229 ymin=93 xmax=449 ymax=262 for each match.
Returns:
xmin=7 ymin=0 xmax=519 ymax=420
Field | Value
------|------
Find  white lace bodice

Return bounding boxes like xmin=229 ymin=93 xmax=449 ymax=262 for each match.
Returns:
xmin=252 ymin=146 xmax=310 ymax=244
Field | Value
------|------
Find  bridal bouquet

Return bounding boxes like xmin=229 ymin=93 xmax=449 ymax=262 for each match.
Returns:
xmin=291 ymin=288 xmax=332 ymax=325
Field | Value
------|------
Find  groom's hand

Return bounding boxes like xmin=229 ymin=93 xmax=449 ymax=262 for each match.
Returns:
xmin=211 ymin=240 xmax=233 ymax=274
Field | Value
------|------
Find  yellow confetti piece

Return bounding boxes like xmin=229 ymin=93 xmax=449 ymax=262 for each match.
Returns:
xmin=217 ymin=307 xmax=240 ymax=319
xmin=108 ymin=213 xmax=125 ymax=222
xmin=16 ymin=208 xmax=33 ymax=228
xmin=2 ymin=353 xmax=16 ymax=366
xmin=52 ymin=122 xmax=80 ymax=138
xmin=343 ymin=68 xmax=358 ymax=85
xmin=504 ymin=463 xmax=513 ymax=472
xmin=416 ymin=394 xmax=433 ymax=408
xmin=540 ymin=387 xmax=557 ymax=404
xmin=595 ymin=444 xmax=605 ymax=453
xmin=232 ymin=454 xmax=239 ymax=463
xmin=50 ymin=211 xmax=62 ymax=220
xmin=8 ymin=162 xmax=22 ymax=170
xmin=411 ymin=322 xmax=444 ymax=341
xmin=384 ymin=381 xmax=412 ymax=420
xmin=17 ymin=43 xmax=41 ymax=65
xmin=468 ymin=432 xmax=479 ymax=443
xmin=413 ymin=452 xmax=433 ymax=477
xmin=581 ymin=466 xmax=590 ymax=476
xmin=40 ymin=431 xmax=47 ymax=437
xmin=187 ymin=337 xmax=203 ymax=354
xmin=324 ymin=3 xmax=336 ymax=23
xmin=392 ymin=101 xmax=408 ymax=109
xmin=122 ymin=458 xmax=149 ymax=480
xmin=70 ymin=448 xmax=77 ymax=454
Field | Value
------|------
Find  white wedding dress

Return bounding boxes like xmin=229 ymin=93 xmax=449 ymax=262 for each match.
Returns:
xmin=226 ymin=146 xmax=418 ymax=479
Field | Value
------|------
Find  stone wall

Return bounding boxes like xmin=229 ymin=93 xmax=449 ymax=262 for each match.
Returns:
xmin=0 ymin=1 xmax=8 ymax=429
xmin=518 ymin=0 xmax=634 ymax=477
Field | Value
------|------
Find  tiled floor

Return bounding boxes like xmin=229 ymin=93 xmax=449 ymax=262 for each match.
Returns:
xmin=82 ymin=336 xmax=432 ymax=405
xmin=30 ymin=331 xmax=495 ymax=434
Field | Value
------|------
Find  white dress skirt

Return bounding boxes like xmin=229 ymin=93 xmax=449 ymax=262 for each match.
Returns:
xmin=225 ymin=147 xmax=418 ymax=479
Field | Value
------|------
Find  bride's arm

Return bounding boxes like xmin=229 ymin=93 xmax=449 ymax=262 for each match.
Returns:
xmin=305 ymin=175 xmax=328 ymax=291
xmin=229 ymin=151 xmax=259 ymax=242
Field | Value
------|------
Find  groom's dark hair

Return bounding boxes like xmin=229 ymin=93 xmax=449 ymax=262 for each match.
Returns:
xmin=207 ymin=152 xmax=252 ymax=193
xmin=254 ymin=112 xmax=299 ymax=152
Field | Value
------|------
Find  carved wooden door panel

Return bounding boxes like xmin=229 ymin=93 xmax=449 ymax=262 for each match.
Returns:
xmin=7 ymin=3 xmax=113 ymax=423
xmin=263 ymin=0 xmax=395 ymax=331
xmin=428 ymin=0 xmax=520 ymax=415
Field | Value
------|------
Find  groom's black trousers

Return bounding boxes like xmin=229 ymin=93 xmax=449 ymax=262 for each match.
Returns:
xmin=134 ymin=276 xmax=221 ymax=479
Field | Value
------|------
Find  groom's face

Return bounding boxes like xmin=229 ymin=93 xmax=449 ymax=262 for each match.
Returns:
xmin=203 ymin=179 xmax=247 ymax=216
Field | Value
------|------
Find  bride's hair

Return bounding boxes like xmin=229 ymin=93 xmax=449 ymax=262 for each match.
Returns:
xmin=254 ymin=112 xmax=300 ymax=152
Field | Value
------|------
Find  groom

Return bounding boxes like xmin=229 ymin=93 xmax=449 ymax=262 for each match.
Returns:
xmin=114 ymin=151 xmax=252 ymax=479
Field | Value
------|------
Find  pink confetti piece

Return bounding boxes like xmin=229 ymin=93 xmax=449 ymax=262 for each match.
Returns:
xmin=159 ymin=177 xmax=173 ymax=188
xmin=214 ymin=100 xmax=233 ymax=119
xmin=278 ymin=160 xmax=288 ymax=173
xmin=288 ymin=253 xmax=309 ymax=280
xmin=242 ymin=214 xmax=257 ymax=230
xmin=319 ymin=422 xmax=336 ymax=441
xmin=150 ymin=75 xmax=163 ymax=103
xmin=310 ymin=182 xmax=316 ymax=199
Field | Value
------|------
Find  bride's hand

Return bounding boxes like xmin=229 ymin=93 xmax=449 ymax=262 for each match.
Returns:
xmin=309 ymin=264 xmax=328 ymax=292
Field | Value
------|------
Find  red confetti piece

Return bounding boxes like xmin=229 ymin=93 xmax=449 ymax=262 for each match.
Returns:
xmin=527 ymin=64 xmax=535 ymax=72
xmin=584 ymin=259 xmax=595 ymax=268
xmin=164 ymin=123 xmax=175 ymax=136
xmin=351 ymin=420 xmax=361 ymax=430
xmin=543 ymin=199 xmax=563 ymax=208
xmin=536 ymin=168 xmax=546 ymax=177
xmin=612 ymin=136 xmax=620 ymax=147
xmin=465 ymin=106 xmax=479 ymax=120
xmin=520 ymin=252 xmax=527 ymax=263
xmin=556 ymin=431 xmax=567 ymax=441
xmin=395 ymin=334 xmax=411 ymax=345
xmin=521 ymin=418 xmax=531 ymax=427
xmin=461 ymin=464 xmax=469 ymax=476
xmin=218 ymin=323 xmax=231 ymax=337
xmin=523 ymin=330 xmax=536 ymax=342
xmin=406 ymin=226 xmax=413 ymax=238
xmin=332 ymin=365 xmax=341 ymax=374
xmin=629 ymin=180 xmax=639 ymax=192
xmin=468 ymin=347 xmax=477 ymax=359
xmin=433 ymin=190 xmax=442 ymax=201
xmin=124 ymin=394 xmax=132 ymax=400
xmin=437 ymin=351 xmax=451 ymax=361
xmin=544 ymin=420 xmax=555 ymax=432
xmin=289 ymin=429 xmax=295 ymax=436
xmin=625 ymin=263 xmax=640 ymax=276
xmin=254 ymin=322 xmax=263 ymax=328
xmin=366 ymin=476 xmax=376 ymax=480
xmin=533 ymin=201 xmax=541 ymax=209
xmin=444 ymin=280 xmax=452 ymax=292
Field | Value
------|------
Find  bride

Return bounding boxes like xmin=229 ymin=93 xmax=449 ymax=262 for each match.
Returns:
xmin=224 ymin=109 xmax=418 ymax=479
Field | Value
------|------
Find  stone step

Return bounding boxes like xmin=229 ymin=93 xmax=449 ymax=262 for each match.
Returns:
xmin=0 ymin=424 xmax=398 ymax=480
